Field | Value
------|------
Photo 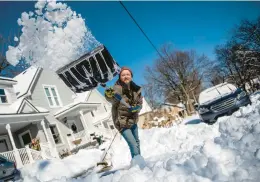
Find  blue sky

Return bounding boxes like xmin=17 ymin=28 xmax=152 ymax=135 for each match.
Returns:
xmin=1 ymin=1 xmax=260 ymax=92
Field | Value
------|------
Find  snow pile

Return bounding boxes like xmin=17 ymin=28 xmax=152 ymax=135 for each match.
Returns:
xmin=19 ymin=149 xmax=102 ymax=182
xmin=18 ymin=95 xmax=260 ymax=182
xmin=83 ymin=95 xmax=260 ymax=182
xmin=6 ymin=0 xmax=100 ymax=71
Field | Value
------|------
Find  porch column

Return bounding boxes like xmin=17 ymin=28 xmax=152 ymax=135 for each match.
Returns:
xmin=100 ymin=103 xmax=106 ymax=128
xmin=40 ymin=120 xmax=52 ymax=149
xmin=79 ymin=110 xmax=90 ymax=140
xmin=6 ymin=124 xmax=17 ymax=150
xmin=40 ymin=120 xmax=60 ymax=159
xmin=5 ymin=124 xmax=23 ymax=168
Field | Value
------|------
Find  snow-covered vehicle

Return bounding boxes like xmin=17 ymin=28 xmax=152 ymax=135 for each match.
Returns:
xmin=196 ymin=82 xmax=251 ymax=124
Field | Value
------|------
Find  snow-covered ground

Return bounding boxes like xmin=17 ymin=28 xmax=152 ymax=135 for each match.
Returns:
xmin=17 ymin=94 xmax=260 ymax=182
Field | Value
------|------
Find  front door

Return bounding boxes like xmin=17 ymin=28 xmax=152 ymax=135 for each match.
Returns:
xmin=19 ymin=131 xmax=32 ymax=147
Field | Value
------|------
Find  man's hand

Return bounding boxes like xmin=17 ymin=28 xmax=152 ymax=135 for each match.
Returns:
xmin=105 ymin=87 xmax=115 ymax=98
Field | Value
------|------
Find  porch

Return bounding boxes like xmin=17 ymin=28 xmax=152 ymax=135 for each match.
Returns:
xmin=54 ymin=102 xmax=114 ymax=152
xmin=0 ymin=113 xmax=59 ymax=168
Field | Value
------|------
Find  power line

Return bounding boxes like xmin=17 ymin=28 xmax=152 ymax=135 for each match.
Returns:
xmin=119 ymin=1 xmax=163 ymax=58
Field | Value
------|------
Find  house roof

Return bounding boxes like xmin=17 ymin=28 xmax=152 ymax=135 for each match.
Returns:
xmin=139 ymin=97 xmax=152 ymax=115
xmin=73 ymin=91 xmax=91 ymax=103
xmin=13 ymin=66 xmax=41 ymax=98
xmin=54 ymin=101 xmax=100 ymax=118
xmin=0 ymin=97 xmax=49 ymax=115
xmin=0 ymin=76 xmax=17 ymax=85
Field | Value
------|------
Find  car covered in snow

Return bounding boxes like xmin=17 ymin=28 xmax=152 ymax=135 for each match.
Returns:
xmin=195 ymin=83 xmax=251 ymax=124
xmin=0 ymin=155 xmax=20 ymax=181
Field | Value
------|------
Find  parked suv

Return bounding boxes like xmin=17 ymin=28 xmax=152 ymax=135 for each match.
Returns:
xmin=0 ymin=155 xmax=20 ymax=181
xmin=195 ymin=83 xmax=251 ymax=124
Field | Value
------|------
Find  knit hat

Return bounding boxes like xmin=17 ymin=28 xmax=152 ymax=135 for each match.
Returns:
xmin=119 ymin=66 xmax=133 ymax=77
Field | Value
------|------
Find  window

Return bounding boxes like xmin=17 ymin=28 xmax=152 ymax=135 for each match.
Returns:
xmin=43 ymin=85 xmax=61 ymax=107
xmin=103 ymin=122 xmax=108 ymax=129
xmin=50 ymin=125 xmax=62 ymax=144
xmin=0 ymin=89 xmax=7 ymax=103
xmin=91 ymin=111 xmax=95 ymax=117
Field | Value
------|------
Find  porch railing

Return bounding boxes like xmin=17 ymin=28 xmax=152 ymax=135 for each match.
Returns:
xmin=18 ymin=148 xmax=30 ymax=165
xmin=40 ymin=142 xmax=53 ymax=159
xmin=0 ymin=150 xmax=16 ymax=163
xmin=29 ymin=149 xmax=44 ymax=161
xmin=0 ymin=143 xmax=58 ymax=168
xmin=74 ymin=130 xmax=88 ymax=140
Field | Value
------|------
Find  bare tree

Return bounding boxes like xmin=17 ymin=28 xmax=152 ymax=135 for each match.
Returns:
xmin=142 ymin=82 xmax=160 ymax=110
xmin=215 ymin=41 xmax=260 ymax=92
xmin=144 ymin=44 xmax=211 ymax=115
xmin=0 ymin=35 xmax=10 ymax=75
xmin=207 ymin=64 xmax=227 ymax=86
xmin=233 ymin=17 xmax=260 ymax=51
xmin=0 ymin=32 xmax=28 ymax=77
xmin=214 ymin=16 xmax=260 ymax=92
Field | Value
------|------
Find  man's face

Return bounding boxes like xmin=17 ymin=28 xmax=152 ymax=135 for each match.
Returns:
xmin=120 ymin=70 xmax=132 ymax=84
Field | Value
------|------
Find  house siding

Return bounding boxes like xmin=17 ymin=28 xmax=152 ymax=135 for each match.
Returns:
xmin=86 ymin=90 xmax=111 ymax=125
xmin=30 ymin=69 xmax=75 ymax=114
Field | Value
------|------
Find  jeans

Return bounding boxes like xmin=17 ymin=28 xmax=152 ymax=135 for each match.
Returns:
xmin=121 ymin=124 xmax=141 ymax=158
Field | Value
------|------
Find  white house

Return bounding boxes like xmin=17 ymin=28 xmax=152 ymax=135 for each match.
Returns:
xmin=0 ymin=66 xmax=115 ymax=168
xmin=0 ymin=76 xmax=56 ymax=168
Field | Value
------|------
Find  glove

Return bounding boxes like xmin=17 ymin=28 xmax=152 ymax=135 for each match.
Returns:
xmin=105 ymin=87 xmax=115 ymax=98
xmin=128 ymin=105 xmax=141 ymax=113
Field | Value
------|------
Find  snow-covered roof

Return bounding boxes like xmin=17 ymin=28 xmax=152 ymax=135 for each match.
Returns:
xmin=0 ymin=76 xmax=17 ymax=85
xmin=13 ymin=66 xmax=41 ymax=98
xmin=54 ymin=101 xmax=100 ymax=118
xmin=0 ymin=97 xmax=49 ymax=115
xmin=177 ymin=102 xmax=185 ymax=109
xmin=73 ymin=91 xmax=91 ymax=103
xmin=139 ymin=97 xmax=152 ymax=115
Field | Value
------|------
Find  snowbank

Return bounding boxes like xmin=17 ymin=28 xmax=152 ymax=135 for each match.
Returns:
xmin=19 ymin=95 xmax=260 ymax=182
xmin=19 ymin=149 xmax=102 ymax=182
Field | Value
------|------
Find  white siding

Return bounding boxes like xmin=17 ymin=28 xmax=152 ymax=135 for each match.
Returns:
xmin=30 ymin=69 xmax=75 ymax=114
xmin=86 ymin=90 xmax=111 ymax=124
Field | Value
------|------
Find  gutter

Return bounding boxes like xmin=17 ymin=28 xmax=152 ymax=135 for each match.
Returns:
xmin=0 ymin=112 xmax=49 ymax=117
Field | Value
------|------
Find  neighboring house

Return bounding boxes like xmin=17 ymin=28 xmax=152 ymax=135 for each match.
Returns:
xmin=0 ymin=66 xmax=116 ymax=168
xmin=138 ymin=98 xmax=153 ymax=128
xmin=141 ymin=102 xmax=185 ymax=129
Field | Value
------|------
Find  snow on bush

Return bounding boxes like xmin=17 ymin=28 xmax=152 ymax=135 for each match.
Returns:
xmin=6 ymin=0 xmax=100 ymax=71
xmin=19 ymin=95 xmax=260 ymax=182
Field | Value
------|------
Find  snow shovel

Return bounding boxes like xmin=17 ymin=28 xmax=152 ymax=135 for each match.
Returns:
xmin=56 ymin=45 xmax=121 ymax=93
xmin=95 ymin=130 xmax=119 ymax=173
xmin=56 ymin=44 xmax=134 ymax=110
